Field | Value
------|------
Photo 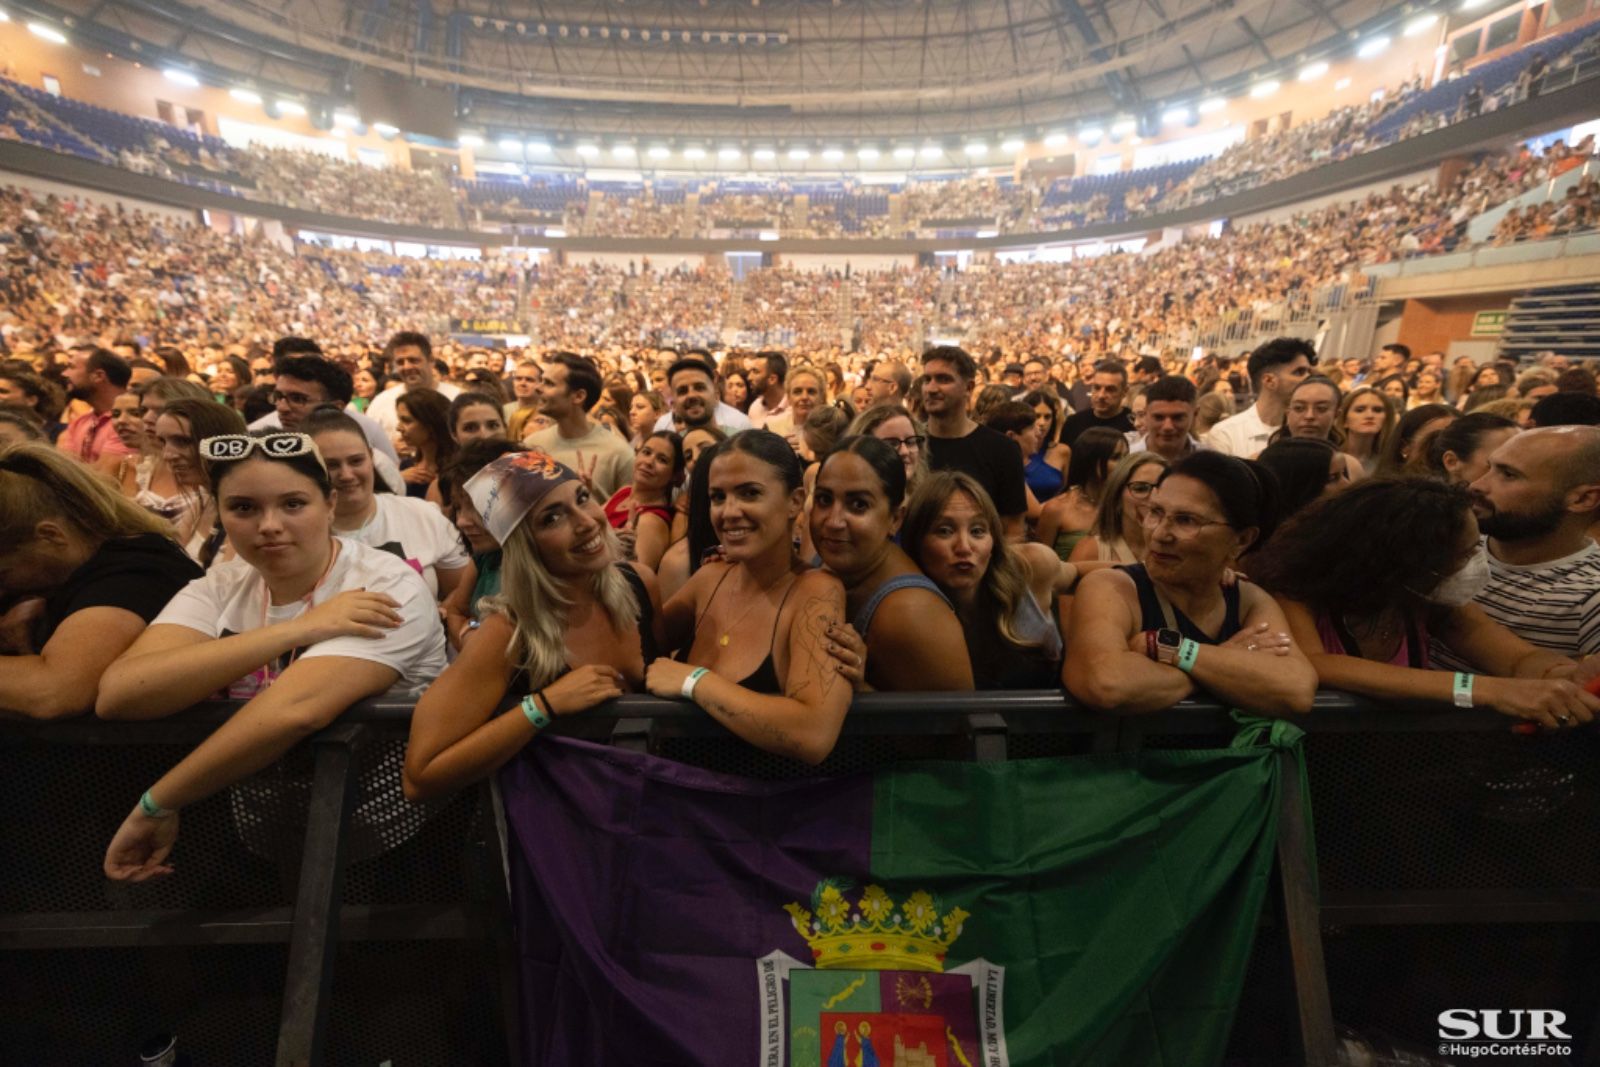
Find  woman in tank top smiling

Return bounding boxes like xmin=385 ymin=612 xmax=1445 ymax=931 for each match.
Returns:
xmin=647 ymin=430 xmax=857 ymax=765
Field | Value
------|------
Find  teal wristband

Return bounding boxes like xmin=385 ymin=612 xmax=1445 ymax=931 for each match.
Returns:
xmin=139 ymin=789 xmax=172 ymax=819
xmin=1176 ymin=638 xmax=1201 ymax=673
xmin=520 ymin=693 xmax=552 ymax=730
xmin=1452 ymin=672 xmax=1475 ymax=709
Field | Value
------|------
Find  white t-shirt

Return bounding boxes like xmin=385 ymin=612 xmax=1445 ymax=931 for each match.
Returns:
xmin=153 ymin=536 xmax=447 ymax=698
xmin=343 ymin=494 xmax=470 ymax=598
xmin=1202 ymin=403 xmax=1275 ymax=458
xmin=366 ymin=382 xmax=463 ymax=434
xmin=653 ymin=403 xmax=752 ymax=435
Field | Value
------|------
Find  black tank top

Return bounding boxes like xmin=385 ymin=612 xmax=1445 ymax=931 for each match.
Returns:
xmin=1120 ymin=563 xmax=1243 ymax=645
xmin=695 ymin=567 xmax=800 ymax=695
xmin=507 ymin=563 xmax=657 ymax=699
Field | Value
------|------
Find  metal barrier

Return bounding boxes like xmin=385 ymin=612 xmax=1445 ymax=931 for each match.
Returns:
xmin=2 ymin=692 xmax=1596 ymax=1066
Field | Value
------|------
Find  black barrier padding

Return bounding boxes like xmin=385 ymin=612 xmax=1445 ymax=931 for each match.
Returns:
xmin=0 ymin=736 xmax=479 ymax=913
xmin=1321 ymin=922 xmax=1598 ymax=1064
xmin=1306 ymin=730 xmax=1600 ymax=892
xmin=0 ymin=943 xmax=286 ymax=1065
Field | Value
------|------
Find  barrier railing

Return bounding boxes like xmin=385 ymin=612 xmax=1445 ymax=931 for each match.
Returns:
xmin=2 ymin=692 xmax=1596 ymax=1066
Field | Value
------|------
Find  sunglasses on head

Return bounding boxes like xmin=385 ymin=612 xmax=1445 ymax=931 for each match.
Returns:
xmin=198 ymin=433 xmax=325 ymax=470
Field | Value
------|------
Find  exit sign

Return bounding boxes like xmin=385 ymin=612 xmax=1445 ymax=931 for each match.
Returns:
xmin=1471 ymin=310 xmax=1509 ymax=336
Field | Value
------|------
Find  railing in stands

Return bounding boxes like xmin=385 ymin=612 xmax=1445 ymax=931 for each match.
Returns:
xmin=2 ymin=692 xmax=1596 ymax=1066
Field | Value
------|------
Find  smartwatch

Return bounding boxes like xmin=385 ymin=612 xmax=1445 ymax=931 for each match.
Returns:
xmin=1153 ymin=628 xmax=1183 ymax=666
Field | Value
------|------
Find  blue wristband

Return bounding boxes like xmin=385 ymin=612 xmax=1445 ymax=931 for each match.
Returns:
xmin=520 ymin=693 xmax=552 ymax=730
xmin=1176 ymin=638 xmax=1201 ymax=673
xmin=1453 ymin=672 xmax=1475 ymax=709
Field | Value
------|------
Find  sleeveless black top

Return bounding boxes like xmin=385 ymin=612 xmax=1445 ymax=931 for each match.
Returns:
xmin=507 ymin=563 xmax=657 ymax=699
xmin=1120 ymin=563 xmax=1243 ymax=645
xmin=694 ymin=567 xmax=801 ymax=695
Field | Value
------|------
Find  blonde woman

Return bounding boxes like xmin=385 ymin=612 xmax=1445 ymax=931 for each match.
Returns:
xmin=847 ymin=404 xmax=929 ymax=497
xmin=0 ymin=444 xmax=200 ymax=719
xmin=403 ymin=450 xmax=661 ymax=800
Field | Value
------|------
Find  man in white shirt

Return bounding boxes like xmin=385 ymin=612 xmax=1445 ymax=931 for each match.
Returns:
xmin=365 ymin=332 xmax=461 ymax=434
xmin=525 ymin=353 xmax=635 ymax=499
xmin=1203 ymin=338 xmax=1315 ymax=457
xmin=746 ymin=350 xmax=790 ymax=430
xmin=654 ymin=356 xmax=753 ymax=435
xmin=246 ymin=353 xmax=402 ymax=490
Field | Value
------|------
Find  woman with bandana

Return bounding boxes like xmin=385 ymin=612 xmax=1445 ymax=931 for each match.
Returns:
xmin=403 ymin=450 xmax=658 ymax=800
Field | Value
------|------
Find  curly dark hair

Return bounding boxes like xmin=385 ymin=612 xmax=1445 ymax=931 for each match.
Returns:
xmin=1252 ymin=476 xmax=1472 ymax=617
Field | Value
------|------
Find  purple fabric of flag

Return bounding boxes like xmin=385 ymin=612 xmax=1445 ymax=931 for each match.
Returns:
xmin=499 ymin=736 xmax=873 ymax=1066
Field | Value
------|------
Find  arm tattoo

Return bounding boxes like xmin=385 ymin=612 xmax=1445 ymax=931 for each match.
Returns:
xmin=793 ymin=597 xmax=841 ymax=701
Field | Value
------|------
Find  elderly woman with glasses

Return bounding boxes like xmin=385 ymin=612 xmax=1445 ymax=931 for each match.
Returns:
xmin=97 ymin=430 xmax=447 ymax=882
xmin=1064 ymin=452 xmax=1317 ymax=716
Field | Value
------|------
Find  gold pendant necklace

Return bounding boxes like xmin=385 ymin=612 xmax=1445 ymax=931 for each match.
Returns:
xmin=716 ymin=571 xmax=795 ymax=646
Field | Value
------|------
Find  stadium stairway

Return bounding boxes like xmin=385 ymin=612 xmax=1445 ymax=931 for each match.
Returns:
xmin=1496 ymin=282 xmax=1600 ymax=361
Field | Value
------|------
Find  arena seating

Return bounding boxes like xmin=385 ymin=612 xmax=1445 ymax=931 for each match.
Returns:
xmin=1368 ymin=21 xmax=1600 ymax=142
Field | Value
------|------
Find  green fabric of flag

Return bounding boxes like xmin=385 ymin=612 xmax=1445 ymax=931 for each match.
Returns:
xmin=499 ymin=726 xmax=1299 ymax=1066
xmin=870 ymin=745 xmax=1285 ymax=1066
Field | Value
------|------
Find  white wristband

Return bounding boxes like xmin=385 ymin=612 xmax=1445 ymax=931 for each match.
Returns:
xmin=681 ymin=666 xmax=710 ymax=700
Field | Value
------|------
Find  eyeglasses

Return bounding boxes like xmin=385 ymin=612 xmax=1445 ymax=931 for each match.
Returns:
xmin=1141 ymin=504 xmax=1232 ymax=538
xmin=270 ymin=389 xmax=319 ymax=408
xmin=198 ymin=433 xmax=324 ymax=470
xmin=878 ymin=435 xmax=925 ymax=452
xmin=1125 ymin=480 xmax=1158 ymax=497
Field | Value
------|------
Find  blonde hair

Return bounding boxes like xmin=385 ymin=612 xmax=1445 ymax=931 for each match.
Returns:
xmin=901 ymin=471 xmax=1041 ymax=650
xmin=0 ymin=443 xmax=174 ymax=549
xmin=788 ymin=364 xmax=830 ymax=402
xmin=479 ymin=519 xmax=640 ymax=689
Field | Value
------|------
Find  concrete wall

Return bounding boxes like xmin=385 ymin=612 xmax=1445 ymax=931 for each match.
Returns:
xmin=0 ymin=167 xmax=198 ymax=224
xmin=1396 ymin=294 xmax=1513 ymax=357
xmin=777 ymin=253 xmax=917 ymax=273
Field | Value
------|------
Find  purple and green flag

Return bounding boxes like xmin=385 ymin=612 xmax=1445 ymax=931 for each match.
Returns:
xmin=498 ymin=730 xmax=1297 ymax=1066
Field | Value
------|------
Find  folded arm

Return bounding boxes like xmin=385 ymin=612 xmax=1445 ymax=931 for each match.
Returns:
xmin=0 ymin=607 xmax=149 ymax=720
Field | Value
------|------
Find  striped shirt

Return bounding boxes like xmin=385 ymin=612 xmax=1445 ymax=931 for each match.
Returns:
xmin=1431 ymin=538 xmax=1600 ymax=669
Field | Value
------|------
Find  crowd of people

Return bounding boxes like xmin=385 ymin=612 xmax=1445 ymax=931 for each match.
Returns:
xmin=4 ymin=22 xmax=1596 ymax=246
xmin=3 ymin=333 xmax=1598 ymax=888
xmin=0 ymin=123 xmax=1591 ymax=395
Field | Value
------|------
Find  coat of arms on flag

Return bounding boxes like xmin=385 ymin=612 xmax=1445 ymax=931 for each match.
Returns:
xmin=757 ymin=879 xmax=1006 ymax=1067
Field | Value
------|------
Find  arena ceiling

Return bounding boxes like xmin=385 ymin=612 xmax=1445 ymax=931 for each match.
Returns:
xmin=42 ymin=0 xmax=1437 ymax=142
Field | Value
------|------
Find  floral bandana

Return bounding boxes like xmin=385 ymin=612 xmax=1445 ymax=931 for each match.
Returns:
xmin=464 ymin=450 xmax=580 ymax=545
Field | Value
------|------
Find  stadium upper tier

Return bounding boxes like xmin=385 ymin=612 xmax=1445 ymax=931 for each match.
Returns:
xmin=0 ymin=22 xmax=1595 ymax=242
xmin=2 ymin=135 xmax=1593 ymax=359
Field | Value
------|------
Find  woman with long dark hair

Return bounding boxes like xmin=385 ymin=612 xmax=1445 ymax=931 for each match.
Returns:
xmin=1254 ymin=478 xmax=1596 ymax=729
xmin=1256 ymin=438 xmax=1349 ymax=521
xmin=809 ymin=437 xmax=973 ymax=691
xmin=646 ymin=430 xmax=855 ymax=764
xmin=396 ymin=387 xmax=455 ymax=503
xmin=1420 ymin=412 xmax=1518 ymax=485
xmin=1037 ymin=427 xmax=1127 ymax=561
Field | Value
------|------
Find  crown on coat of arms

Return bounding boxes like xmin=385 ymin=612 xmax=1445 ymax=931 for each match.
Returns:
xmin=783 ymin=879 xmax=969 ymax=974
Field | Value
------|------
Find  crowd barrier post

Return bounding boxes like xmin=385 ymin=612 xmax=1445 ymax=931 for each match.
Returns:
xmin=275 ymin=723 xmax=360 ymax=1067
